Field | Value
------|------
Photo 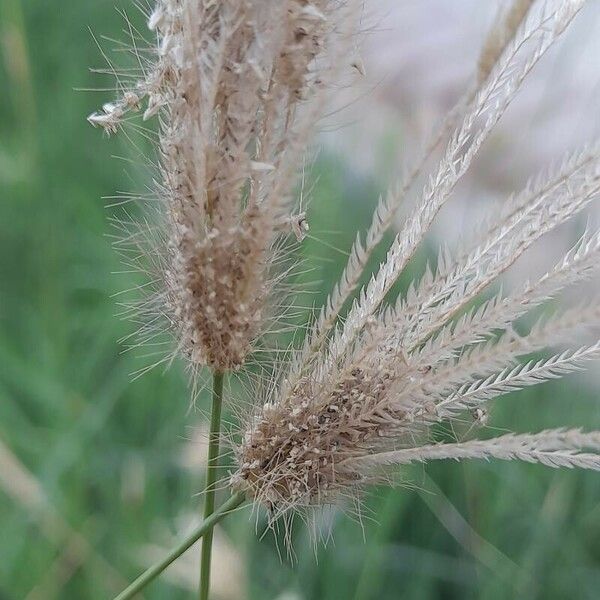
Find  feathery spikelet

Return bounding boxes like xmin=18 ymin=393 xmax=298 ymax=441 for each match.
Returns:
xmin=90 ymin=0 xmax=359 ymax=371
xmin=232 ymin=0 xmax=600 ymax=517
xmin=352 ymin=429 xmax=600 ymax=472
xmin=478 ymin=0 xmax=535 ymax=83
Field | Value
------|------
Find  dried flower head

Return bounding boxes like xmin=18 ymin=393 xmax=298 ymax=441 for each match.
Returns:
xmin=90 ymin=0 xmax=360 ymax=371
xmin=231 ymin=0 xmax=600 ymax=518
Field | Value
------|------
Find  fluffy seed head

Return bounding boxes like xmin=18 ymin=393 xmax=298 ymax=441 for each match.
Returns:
xmin=90 ymin=0 xmax=359 ymax=371
xmin=234 ymin=359 xmax=411 ymax=507
xmin=90 ymin=0 xmax=600 ymax=520
xmin=233 ymin=0 xmax=600 ymax=516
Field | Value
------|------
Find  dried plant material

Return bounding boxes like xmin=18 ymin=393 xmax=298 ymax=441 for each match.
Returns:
xmin=231 ymin=0 xmax=600 ymax=519
xmin=353 ymin=430 xmax=600 ymax=471
xmin=478 ymin=0 xmax=535 ymax=83
xmin=91 ymin=0 xmax=360 ymax=371
xmin=91 ymin=0 xmax=600 ymax=543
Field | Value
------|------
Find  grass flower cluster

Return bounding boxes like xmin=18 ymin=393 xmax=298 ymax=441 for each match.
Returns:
xmin=89 ymin=0 xmax=600 ymax=597
xmin=232 ymin=0 xmax=600 ymax=515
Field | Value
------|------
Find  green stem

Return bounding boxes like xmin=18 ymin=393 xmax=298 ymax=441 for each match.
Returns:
xmin=199 ymin=370 xmax=225 ymax=600
xmin=113 ymin=492 xmax=245 ymax=600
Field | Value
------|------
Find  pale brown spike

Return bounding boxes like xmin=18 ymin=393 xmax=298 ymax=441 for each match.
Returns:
xmin=90 ymin=0 xmax=355 ymax=371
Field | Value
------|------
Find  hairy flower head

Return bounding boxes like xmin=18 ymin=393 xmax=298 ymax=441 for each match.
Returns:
xmin=90 ymin=0 xmax=360 ymax=371
xmin=231 ymin=0 xmax=600 ymax=517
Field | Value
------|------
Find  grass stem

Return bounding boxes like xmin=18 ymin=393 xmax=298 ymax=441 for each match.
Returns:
xmin=199 ymin=370 xmax=226 ymax=600
xmin=113 ymin=492 xmax=245 ymax=600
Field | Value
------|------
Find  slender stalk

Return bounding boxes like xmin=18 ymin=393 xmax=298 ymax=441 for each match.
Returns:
xmin=113 ymin=492 xmax=245 ymax=600
xmin=199 ymin=370 xmax=225 ymax=599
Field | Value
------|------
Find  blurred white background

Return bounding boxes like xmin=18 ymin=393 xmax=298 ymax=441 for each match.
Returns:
xmin=323 ymin=0 xmax=600 ymax=286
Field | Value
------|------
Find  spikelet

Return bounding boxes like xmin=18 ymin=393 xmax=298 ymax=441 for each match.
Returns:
xmin=89 ymin=0 xmax=359 ymax=371
xmin=285 ymin=0 xmax=544 ymax=378
xmin=352 ymin=430 xmax=600 ymax=472
xmin=232 ymin=0 xmax=600 ymax=517
xmin=478 ymin=0 xmax=535 ymax=83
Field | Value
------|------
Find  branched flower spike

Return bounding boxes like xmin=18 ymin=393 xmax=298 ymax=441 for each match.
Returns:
xmin=90 ymin=0 xmax=361 ymax=372
xmin=232 ymin=0 xmax=600 ymax=519
xmin=92 ymin=0 xmax=600 ymax=555
xmin=89 ymin=2 xmax=600 ymax=597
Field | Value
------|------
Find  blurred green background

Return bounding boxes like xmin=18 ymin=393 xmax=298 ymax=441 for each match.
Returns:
xmin=1 ymin=1 xmax=600 ymax=599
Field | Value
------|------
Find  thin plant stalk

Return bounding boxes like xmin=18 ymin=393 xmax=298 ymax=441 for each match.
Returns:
xmin=113 ymin=492 xmax=246 ymax=600
xmin=199 ymin=370 xmax=225 ymax=599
